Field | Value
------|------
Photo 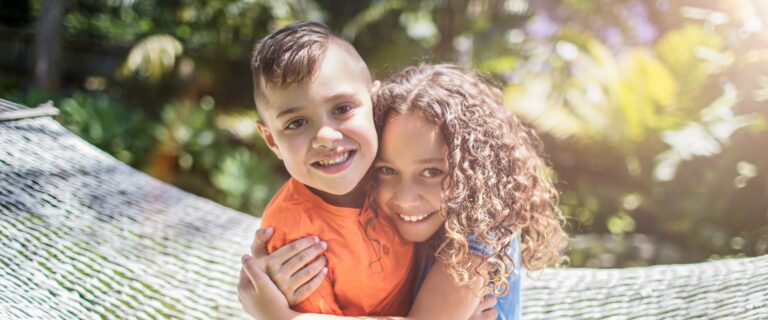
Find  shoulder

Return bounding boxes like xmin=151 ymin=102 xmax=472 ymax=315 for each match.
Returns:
xmin=260 ymin=179 xmax=317 ymax=250
xmin=261 ymin=178 xmax=311 ymax=226
xmin=467 ymin=232 xmax=521 ymax=258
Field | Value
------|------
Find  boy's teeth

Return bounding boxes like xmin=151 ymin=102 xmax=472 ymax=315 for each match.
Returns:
xmin=317 ymin=152 xmax=350 ymax=166
xmin=399 ymin=212 xmax=431 ymax=222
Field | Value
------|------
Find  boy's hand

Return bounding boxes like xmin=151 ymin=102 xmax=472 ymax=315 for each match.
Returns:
xmin=249 ymin=227 xmax=328 ymax=306
xmin=469 ymin=294 xmax=498 ymax=320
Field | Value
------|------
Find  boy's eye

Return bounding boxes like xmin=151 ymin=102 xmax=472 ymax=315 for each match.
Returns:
xmin=285 ymin=118 xmax=307 ymax=130
xmin=332 ymin=104 xmax=354 ymax=115
xmin=421 ymin=168 xmax=444 ymax=178
xmin=376 ymin=166 xmax=397 ymax=176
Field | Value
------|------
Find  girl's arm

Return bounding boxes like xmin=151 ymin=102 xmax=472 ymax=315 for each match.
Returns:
xmin=239 ymin=228 xmax=497 ymax=320
xmin=406 ymin=256 xmax=491 ymax=320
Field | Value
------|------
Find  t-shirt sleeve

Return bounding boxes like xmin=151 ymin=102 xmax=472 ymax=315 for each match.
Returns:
xmin=260 ymin=202 xmax=343 ymax=315
xmin=467 ymin=234 xmax=495 ymax=257
xmin=495 ymin=235 xmax=521 ymax=320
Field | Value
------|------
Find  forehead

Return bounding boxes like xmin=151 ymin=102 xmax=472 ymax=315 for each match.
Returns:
xmin=257 ymin=43 xmax=371 ymax=118
xmin=380 ymin=112 xmax=446 ymax=161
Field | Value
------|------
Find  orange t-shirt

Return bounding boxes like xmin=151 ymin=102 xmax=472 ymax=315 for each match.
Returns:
xmin=260 ymin=178 xmax=415 ymax=316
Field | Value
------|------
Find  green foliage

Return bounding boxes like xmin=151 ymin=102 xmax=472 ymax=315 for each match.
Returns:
xmin=57 ymin=92 xmax=157 ymax=167
xmin=8 ymin=0 xmax=767 ymax=267
xmin=152 ymin=97 xmax=284 ymax=214
xmin=118 ymin=34 xmax=183 ymax=82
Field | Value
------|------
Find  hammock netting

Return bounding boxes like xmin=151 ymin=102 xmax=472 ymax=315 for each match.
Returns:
xmin=1 ymin=100 xmax=766 ymax=319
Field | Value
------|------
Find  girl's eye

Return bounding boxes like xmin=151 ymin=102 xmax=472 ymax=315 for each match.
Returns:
xmin=285 ymin=118 xmax=306 ymax=130
xmin=421 ymin=168 xmax=444 ymax=178
xmin=333 ymin=104 xmax=353 ymax=115
xmin=376 ymin=166 xmax=397 ymax=176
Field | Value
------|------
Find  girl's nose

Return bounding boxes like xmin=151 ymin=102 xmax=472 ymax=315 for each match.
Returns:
xmin=391 ymin=183 xmax=422 ymax=211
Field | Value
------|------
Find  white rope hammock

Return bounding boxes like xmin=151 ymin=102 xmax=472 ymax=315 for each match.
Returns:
xmin=1 ymin=100 xmax=766 ymax=319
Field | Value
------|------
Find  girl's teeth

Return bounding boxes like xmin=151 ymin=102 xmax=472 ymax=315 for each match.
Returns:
xmin=318 ymin=152 xmax=349 ymax=166
xmin=399 ymin=212 xmax=431 ymax=222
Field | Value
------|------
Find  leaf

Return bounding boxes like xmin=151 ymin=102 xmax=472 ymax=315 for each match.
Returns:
xmin=342 ymin=0 xmax=406 ymax=40
xmin=118 ymin=34 xmax=183 ymax=82
xmin=655 ymin=24 xmax=725 ymax=104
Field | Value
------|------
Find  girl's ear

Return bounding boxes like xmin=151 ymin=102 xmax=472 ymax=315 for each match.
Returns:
xmin=372 ymin=80 xmax=381 ymax=94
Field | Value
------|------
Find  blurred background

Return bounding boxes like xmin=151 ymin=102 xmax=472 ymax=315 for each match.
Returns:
xmin=1 ymin=0 xmax=766 ymax=268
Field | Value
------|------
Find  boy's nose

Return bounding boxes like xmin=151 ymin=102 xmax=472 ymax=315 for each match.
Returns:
xmin=312 ymin=126 xmax=343 ymax=149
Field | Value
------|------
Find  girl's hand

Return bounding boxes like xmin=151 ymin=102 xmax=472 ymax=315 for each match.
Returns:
xmin=249 ymin=228 xmax=329 ymax=305
xmin=469 ymin=294 xmax=498 ymax=320
xmin=240 ymin=254 xmax=299 ymax=320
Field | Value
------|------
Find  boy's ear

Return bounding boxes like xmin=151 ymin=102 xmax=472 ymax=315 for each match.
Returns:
xmin=371 ymin=80 xmax=381 ymax=94
xmin=256 ymin=121 xmax=282 ymax=160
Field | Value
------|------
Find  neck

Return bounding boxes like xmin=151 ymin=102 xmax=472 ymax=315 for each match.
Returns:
xmin=307 ymin=180 xmax=367 ymax=208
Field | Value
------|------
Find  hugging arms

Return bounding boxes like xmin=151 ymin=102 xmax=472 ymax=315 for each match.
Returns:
xmin=238 ymin=228 xmax=501 ymax=320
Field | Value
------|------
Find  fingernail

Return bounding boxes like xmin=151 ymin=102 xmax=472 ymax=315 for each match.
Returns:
xmin=241 ymin=255 xmax=250 ymax=263
xmin=313 ymin=236 xmax=319 ymax=242
xmin=322 ymin=267 xmax=328 ymax=274
xmin=264 ymin=227 xmax=273 ymax=236
xmin=319 ymin=241 xmax=327 ymax=249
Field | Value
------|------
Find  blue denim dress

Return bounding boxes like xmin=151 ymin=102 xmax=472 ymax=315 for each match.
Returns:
xmin=413 ymin=233 xmax=521 ymax=320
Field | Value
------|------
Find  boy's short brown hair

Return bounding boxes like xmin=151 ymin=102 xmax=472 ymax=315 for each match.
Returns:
xmin=251 ymin=21 xmax=336 ymax=105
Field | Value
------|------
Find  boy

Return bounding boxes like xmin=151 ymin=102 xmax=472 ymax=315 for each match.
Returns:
xmin=251 ymin=21 xmax=414 ymax=316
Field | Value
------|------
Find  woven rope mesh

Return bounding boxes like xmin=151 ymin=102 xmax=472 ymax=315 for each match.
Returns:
xmin=1 ymin=105 xmax=767 ymax=319
xmin=1 ymin=115 xmax=257 ymax=319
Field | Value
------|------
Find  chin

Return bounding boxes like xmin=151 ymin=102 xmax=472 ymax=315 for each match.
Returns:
xmin=398 ymin=229 xmax=435 ymax=243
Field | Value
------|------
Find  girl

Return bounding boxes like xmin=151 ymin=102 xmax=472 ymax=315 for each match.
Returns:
xmin=240 ymin=64 xmax=568 ymax=319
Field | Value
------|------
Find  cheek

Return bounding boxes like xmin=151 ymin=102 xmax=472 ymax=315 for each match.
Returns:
xmin=345 ymin=114 xmax=377 ymax=143
xmin=421 ymin=182 xmax=444 ymax=207
xmin=284 ymin=132 xmax=314 ymax=152
xmin=374 ymin=183 xmax=394 ymax=207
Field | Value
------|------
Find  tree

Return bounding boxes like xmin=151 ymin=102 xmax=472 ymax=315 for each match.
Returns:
xmin=34 ymin=0 xmax=68 ymax=94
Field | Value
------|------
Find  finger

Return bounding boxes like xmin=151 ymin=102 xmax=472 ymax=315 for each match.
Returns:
xmin=479 ymin=294 xmax=497 ymax=310
xmin=238 ymin=267 xmax=253 ymax=292
xmin=242 ymin=254 xmax=271 ymax=291
xmin=237 ymin=268 xmax=259 ymax=316
xmin=250 ymin=227 xmax=274 ymax=257
xmin=281 ymin=241 xmax=327 ymax=276
xmin=270 ymin=253 xmax=325 ymax=299
xmin=481 ymin=308 xmax=498 ymax=320
xmin=289 ymin=255 xmax=326 ymax=288
xmin=291 ymin=267 xmax=328 ymax=305
xmin=269 ymin=236 xmax=321 ymax=266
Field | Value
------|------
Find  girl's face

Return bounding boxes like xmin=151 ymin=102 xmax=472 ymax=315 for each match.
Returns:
xmin=374 ymin=111 xmax=447 ymax=242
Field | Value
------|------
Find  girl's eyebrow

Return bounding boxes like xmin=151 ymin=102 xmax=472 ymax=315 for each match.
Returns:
xmin=377 ymin=157 xmax=443 ymax=164
xmin=416 ymin=157 xmax=444 ymax=164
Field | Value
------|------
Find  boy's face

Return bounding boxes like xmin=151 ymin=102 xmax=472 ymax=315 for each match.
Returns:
xmin=256 ymin=42 xmax=378 ymax=195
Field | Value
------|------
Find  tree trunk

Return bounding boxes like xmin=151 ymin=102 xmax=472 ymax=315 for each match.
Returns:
xmin=34 ymin=0 xmax=67 ymax=94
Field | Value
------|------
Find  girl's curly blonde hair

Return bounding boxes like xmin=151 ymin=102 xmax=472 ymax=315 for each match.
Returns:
xmin=371 ymin=64 xmax=569 ymax=295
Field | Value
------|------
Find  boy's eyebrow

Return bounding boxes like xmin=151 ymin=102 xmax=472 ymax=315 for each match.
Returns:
xmin=323 ymin=90 xmax=360 ymax=102
xmin=274 ymin=90 xmax=360 ymax=119
xmin=275 ymin=106 xmax=304 ymax=119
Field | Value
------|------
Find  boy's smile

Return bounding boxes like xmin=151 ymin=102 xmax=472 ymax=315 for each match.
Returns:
xmin=311 ymin=149 xmax=357 ymax=174
xmin=256 ymin=40 xmax=378 ymax=202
